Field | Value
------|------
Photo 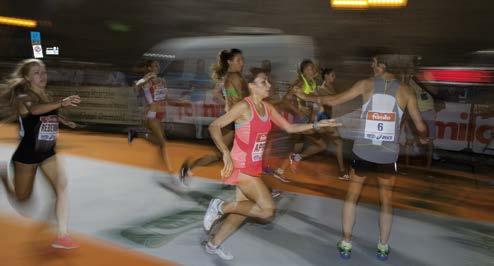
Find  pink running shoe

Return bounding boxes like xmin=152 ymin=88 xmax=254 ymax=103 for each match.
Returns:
xmin=52 ymin=236 xmax=80 ymax=249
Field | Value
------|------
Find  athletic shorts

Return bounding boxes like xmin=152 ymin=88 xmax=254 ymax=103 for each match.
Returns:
xmin=351 ymin=153 xmax=397 ymax=177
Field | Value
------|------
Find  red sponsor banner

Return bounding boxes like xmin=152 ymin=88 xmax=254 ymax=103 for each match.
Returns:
xmin=366 ymin=111 xmax=396 ymax=122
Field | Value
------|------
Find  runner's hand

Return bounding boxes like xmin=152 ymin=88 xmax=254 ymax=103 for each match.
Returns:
xmin=221 ymin=151 xmax=233 ymax=179
xmin=318 ymin=119 xmax=342 ymax=128
xmin=419 ymin=137 xmax=431 ymax=145
xmin=295 ymin=91 xmax=323 ymax=106
xmin=144 ymin=73 xmax=157 ymax=82
xmin=61 ymin=95 xmax=81 ymax=107
xmin=64 ymin=121 xmax=77 ymax=128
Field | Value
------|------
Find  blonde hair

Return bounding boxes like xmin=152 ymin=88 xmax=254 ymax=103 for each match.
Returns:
xmin=1 ymin=59 xmax=45 ymax=106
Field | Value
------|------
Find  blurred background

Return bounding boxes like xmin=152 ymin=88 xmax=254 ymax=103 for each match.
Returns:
xmin=0 ymin=1 xmax=493 ymax=265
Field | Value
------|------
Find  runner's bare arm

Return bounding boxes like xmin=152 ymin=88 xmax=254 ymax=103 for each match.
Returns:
xmin=58 ymin=114 xmax=78 ymax=129
xmin=403 ymin=85 xmax=428 ymax=139
xmin=286 ymin=85 xmax=311 ymax=116
xmin=224 ymin=72 xmax=244 ymax=110
xmin=209 ymin=101 xmax=249 ymax=154
xmin=17 ymin=94 xmax=80 ymax=116
xmin=280 ymin=90 xmax=301 ymax=114
xmin=267 ymin=103 xmax=340 ymax=133
xmin=135 ymin=73 xmax=156 ymax=89
xmin=296 ymin=79 xmax=369 ymax=106
xmin=419 ymin=80 xmax=439 ymax=96
xmin=211 ymin=82 xmax=225 ymax=104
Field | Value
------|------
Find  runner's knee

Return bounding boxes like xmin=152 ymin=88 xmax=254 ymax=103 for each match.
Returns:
xmin=258 ymin=199 xmax=275 ymax=219
xmin=259 ymin=206 xmax=275 ymax=220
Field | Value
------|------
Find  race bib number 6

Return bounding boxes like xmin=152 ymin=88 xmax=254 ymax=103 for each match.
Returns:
xmin=364 ymin=111 xmax=396 ymax=143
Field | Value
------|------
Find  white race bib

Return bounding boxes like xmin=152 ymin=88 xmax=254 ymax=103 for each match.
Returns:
xmin=252 ymin=133 xmax=268 ymax=162
xmin=38 ymin=115 xmax=59 ymax=141
xmin=153 ymin=87 xmax=167 ymax=101
xmin=364 ymin=111 xmax=396 ymax=144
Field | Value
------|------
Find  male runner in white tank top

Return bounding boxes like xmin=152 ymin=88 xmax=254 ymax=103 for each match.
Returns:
xmin=297 ymin=54 xmax=429 ymax=261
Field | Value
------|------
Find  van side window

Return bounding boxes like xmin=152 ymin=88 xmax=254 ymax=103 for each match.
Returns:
xmin=163 ymin=60 xmax=185 ymax=78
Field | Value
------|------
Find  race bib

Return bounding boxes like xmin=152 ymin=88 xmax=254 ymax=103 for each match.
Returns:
xmin=153 ymin=86 xmax=167 ymax=101
xmin=364 ymin=111 xmax=396 ymax=144
xmin=252 ymin=133 xmax=268 ymax=162
xmin=38 ymin=115 xmax=59 ymax=141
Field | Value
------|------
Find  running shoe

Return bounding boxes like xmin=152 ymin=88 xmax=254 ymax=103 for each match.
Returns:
xmin=204 ymin=198 xmax=224 ymax=231
xmin=178 ymin=160 xmax=190 ymax=185
xmin=271 ymin=190 xmax=282 ymax=199
xmin=289 ymin=153 xmax=302 ymax=172
xmin=52 ymin=235 xmax=80 ymax=249
xmin=127 ymin=129 xmax=137 ymax=144
xmin=376 ymin=243 xmax=390 ymax=261
xmin=337 ymin=240 xmax=352 ymax=259
xmin=338 ymin=170 xmax=350 ymax=181
xmin=273 ymin=168 xmax=290 ymax=183
xmin=204 ymin=241 xmax=234 ymax=260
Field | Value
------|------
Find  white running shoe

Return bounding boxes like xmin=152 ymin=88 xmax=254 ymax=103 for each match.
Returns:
xmin=271 ymin=190 xmax=282 ymax=199
xmin=203 ymin=198 xmax=224 ymax=231
xmin=273 ymin=168 xmax=291 ymax=183
xmin=204 ymin=241 xmax=234 ymax=260
xmin=289 ymin=153 xmax=302 ymax=172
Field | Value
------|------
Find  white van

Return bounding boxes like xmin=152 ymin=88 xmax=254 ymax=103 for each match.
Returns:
xmin=143 ymin=34 xmax=315 ymax=138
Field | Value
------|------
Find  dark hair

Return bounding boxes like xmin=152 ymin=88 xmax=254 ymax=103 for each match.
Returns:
xmin=299 ymin=59 xmax=314 ymax=74
xmin=321 ymin=68 xmax=334 ymax=77
xmin=1 ymin=59 xmax=45 ymax=107
xmin=211 ymin=48 xmax=242 ymax=81
xmin=144 ymin=60 xmax=158 ymax=69
xmin=246 ymin=67 xmax=267 ymax=83
xmin=375 ymin=54 xmax=408 ymax=75
xmin=374 ymin=55 xmax=390 ymax=68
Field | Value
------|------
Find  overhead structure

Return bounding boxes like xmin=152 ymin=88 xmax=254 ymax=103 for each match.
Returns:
xmin=331 ymin=0 xmax=407 ymax=9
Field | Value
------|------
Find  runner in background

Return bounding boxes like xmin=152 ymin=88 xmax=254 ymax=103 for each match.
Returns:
xmin=128 ymin=60 xmax=173 ymax=173
xmin=293 ymin=68 xmax=349 ymax=180
xmin=266 ymin=59 xmax=319 ymax=181
xmin=408 ymin=75 xmax=439 ymax=168
xmin=178 ymin=49 xmax=245 ymax=180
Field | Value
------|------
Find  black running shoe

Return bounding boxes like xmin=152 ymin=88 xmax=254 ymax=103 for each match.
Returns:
xmin=128 ymin=129 xmax=136 ymax=144
xmin=179 ymin=160 xmax=190 ymax=185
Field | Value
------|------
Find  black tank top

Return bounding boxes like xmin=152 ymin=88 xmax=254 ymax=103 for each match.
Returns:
xmin=19 ymin=109 xmax=59 ymax=153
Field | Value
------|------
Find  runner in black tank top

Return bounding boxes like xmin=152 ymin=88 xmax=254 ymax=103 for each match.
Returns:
xmin=12 ymin=109 xmax=58 ymax=164
xmin=0 ymin=59 xmax=82 ymax=249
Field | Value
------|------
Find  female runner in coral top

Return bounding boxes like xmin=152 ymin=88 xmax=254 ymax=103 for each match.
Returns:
xmin=202 ymin=68 xmax=340 ymax=260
